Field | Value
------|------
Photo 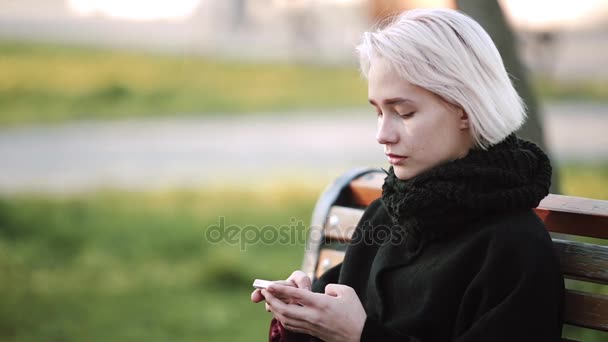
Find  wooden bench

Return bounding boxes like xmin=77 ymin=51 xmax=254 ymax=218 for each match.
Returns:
xmin=301 ymin=167 xmax=608 ymax=342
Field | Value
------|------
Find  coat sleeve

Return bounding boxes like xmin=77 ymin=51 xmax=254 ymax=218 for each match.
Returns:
xmin=450 ymin=225 xmax=564 ymax=342
xmin=311 ymin=262 xmax=342 ymax=294
xmin=359 ymin=222 xmax=564 ymax=342
xmin=359 ymin=316 xmax=422 ymax=341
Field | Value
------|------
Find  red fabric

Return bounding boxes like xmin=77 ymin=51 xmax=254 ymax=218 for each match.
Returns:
xmin=269 ymin=318 xmax=318 ymax=342
xmin=269 ymin=318 xmax=286 ymax=342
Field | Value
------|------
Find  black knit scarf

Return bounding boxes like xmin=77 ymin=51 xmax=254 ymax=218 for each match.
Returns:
xmin=380 ymin=134 xmax=552 ymax=243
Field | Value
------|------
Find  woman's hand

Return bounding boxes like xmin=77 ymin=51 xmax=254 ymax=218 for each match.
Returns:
xmin=262 ymin=283 xmax=366 ymax=342
xmin=250 ymin=270 xmax=312 ymax=311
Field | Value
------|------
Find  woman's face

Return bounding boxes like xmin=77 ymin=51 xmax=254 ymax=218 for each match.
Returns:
xmin=368 ymin=58 xmax=474 ymax=180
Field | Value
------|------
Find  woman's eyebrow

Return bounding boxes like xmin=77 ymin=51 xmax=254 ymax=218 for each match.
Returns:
xmin=368 ymin=97 xmax=414 ymax=106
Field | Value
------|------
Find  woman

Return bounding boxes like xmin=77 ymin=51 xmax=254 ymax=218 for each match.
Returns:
xmin=251 ymin=8 xmax=564 ymax=342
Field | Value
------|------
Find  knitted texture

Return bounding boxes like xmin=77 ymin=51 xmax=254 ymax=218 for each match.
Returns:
xmin=381 ymin=134 xmax=552 ymax=242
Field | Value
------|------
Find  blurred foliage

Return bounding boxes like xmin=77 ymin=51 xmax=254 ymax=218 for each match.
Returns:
xmin=0 ymin=165 xmax=607 ymax=340
xmin=0 ymin=40 xmax=367 ymax=127
xmin=1 ymin=40 xmax=608 ymax=127
xmin=535 ymin=77 xmax=608 ymax=103
xmin=0 ymin=184 xmax=321 ymax=341
xmin=560 ymin=162 xmax=608 ymax=200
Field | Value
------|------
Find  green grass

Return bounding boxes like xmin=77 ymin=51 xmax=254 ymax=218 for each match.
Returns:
xmin=0 ymin=185 xmax=322 ymax=341
xmin=0 ymin=165 xmax=607 ymax=341
xmin=535 ymin=77 xmax=608 ymax=103
xmin=0 ymin=40 xmax=368 ymax=127
xmin=1 ymin=40 xmax=608 ymax=128
xmin=560 ymin=162 xmax=608 ymax=200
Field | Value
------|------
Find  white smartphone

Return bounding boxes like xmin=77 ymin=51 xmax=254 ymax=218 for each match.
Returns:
xmin=252 ymin=279 xmax=274 ymax=290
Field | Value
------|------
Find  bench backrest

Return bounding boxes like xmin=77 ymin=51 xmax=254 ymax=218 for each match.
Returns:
xmin=301 ymin=168 xmax=608 ymax=341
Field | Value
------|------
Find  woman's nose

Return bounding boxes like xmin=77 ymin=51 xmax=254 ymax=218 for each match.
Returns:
xmin=376 ymin=115 xmax=399 ymax=145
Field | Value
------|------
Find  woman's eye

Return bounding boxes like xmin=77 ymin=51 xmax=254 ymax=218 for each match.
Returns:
xmin=399 ymin=111 xmax=415 ymax=118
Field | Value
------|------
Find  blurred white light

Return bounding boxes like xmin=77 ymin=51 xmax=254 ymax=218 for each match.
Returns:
xmin=501 ymin=0 xmax=603 ymax=29
xmin=67 ymin=0 xmax=201 ymax=21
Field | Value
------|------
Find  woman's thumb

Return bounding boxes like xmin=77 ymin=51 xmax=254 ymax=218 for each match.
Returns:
xmin=324 ymin=283 xmax=344 ymax=297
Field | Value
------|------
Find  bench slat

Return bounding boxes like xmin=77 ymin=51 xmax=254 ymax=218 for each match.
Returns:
xmin=564 ymin=289 xmax=608 ymax=332
xmin=349 ymin=172 xmax=608 ymax=238
xmin=324 ymin=206 xmax=364 ymax=241
xmin=554 ymin=239 xmax=608 ymax=285
xmin=348 ymin=171 xmax=385 ymax=207
xmin=302 ymin=168 xmax=376 ymax=280
xmin=535 ymin=194 xmax=608 ymax=239
xmin=316 ymin=249 xmax=346 ymax=279
xmin=538 ymin=208 xmax=608 ymax=239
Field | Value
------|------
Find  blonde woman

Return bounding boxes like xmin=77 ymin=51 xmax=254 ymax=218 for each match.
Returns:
xmin=252 ymin=8 xmax=564 ymax=342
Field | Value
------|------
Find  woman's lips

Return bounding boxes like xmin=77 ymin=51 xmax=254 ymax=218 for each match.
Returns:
xmin=386 ymin=153 xmax=408 ymax=165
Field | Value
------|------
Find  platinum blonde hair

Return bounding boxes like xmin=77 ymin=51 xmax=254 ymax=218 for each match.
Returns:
xmin=356 ymin=8 xmax=526 ymax=149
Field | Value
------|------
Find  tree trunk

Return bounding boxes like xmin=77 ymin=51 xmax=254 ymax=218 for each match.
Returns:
xmin=456 ymin=0 xmax=561 ymax=193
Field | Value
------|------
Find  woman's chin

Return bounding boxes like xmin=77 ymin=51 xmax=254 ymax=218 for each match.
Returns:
xmin=393 ymin=167 xmax=415 ymax=181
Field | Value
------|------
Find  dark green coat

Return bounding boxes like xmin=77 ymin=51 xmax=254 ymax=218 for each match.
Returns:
xmin=312 ymin=198 xmax=564 ymax=341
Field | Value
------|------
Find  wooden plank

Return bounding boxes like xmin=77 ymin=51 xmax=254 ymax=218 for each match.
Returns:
xmin=302 ymin=225 xmax=323 ymax=281
xmin=349 ymin=171 xmax=384 ymax=207
xmin=554 ymin=239 xmax=608 ymax=285
xmin=564 ymin=289 xmax=608 ymax=332
xmin=324 ymin=206 xmax=364 ymax=242
xmin=535 ymin=195 xmax=608 ymax=239
xmin=315 ymin=249 xmax=346 ymax=279
xmin=302 ymin=168 xmax=380 ymax=280
xmin=349 ymin=174 xmax=608 ymax=240
xmin=540 ymin=194 xmax=608 ymax=217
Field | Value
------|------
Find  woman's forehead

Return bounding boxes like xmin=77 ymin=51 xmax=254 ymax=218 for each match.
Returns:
xmin=368 ymin=75 xmax=422 ymax=104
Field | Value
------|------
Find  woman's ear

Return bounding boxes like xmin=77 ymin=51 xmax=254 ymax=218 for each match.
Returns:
xmin=458 ymin=107 xmax=470 ymax=130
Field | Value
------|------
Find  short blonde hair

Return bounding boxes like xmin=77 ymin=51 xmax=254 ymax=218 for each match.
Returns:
xmin=356 ymin=8 xmax=526 ymax=149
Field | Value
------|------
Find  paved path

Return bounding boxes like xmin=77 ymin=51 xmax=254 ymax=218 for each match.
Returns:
xmin=0 ymin=102 xmax=606 ymax=193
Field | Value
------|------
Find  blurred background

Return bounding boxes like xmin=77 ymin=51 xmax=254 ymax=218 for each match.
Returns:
xmin=0 ymin=0 xmax=606 ymax=341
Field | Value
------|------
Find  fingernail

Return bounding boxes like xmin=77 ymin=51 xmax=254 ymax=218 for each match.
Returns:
xmin=267 ymin=286 xmax=275 ymax=293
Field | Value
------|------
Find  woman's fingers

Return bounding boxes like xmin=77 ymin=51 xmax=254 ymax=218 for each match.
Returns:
xmin=251 ymin=273 xmax=309 ymax=312
xmin=272 ymin=279 xmax=302 ymax=303
xmin=263 ymin=289 xmax=316 ymax=333
xmin=264 ymin=283 xmax=366 ymax=341
xmin=267 ymin=284 xmax=318 ymax=307
xmin=252 ymin=279 xmax=296 ymax=302
xmin=251 ymin=289 xmax=265 ymax=303
xmin=287 ymin=270 xmax=312 ymax=291
xmin=324 ymin=283 xmax=354 ymax=297
xmin=273 ymin=280 xmax=297 ymax=287
xmin=262 ymin=289 xmax=289 ymax=310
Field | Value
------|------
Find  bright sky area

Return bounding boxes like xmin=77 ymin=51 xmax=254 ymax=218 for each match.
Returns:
xmin=65 ymin=0 xmax=608 ymax=29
